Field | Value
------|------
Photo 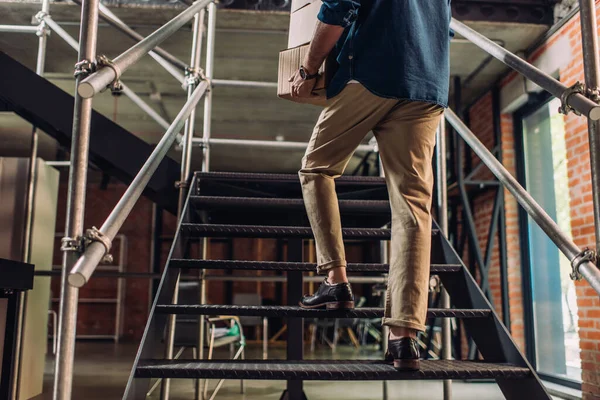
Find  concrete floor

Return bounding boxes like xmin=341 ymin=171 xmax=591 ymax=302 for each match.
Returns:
xmin=34 ymin=342 xmax=510 ymax=400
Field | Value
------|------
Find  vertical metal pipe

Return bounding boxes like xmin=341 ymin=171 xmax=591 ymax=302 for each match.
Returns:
xmin=162 ymin=8 xmax=206 ymax=400
xmin=437 ymin=118 xmax=452 ymax=400
xmin=53 ymin=0 xmax=100 ymax=397
xmin=578 ymin=0 xmax=600 ymax=254
xmin=10 ymin=1 xmax=50 ymax=398
xmin=201 ymin=2 xmax=216 ymax=172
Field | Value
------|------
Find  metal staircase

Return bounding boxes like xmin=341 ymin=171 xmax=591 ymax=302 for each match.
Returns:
xmin=122 ymin=172 xmax=551 ymax=400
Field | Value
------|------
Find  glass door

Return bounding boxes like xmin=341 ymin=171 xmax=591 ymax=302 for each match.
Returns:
xmin=521 ymin=97 xmax=581 ymax=382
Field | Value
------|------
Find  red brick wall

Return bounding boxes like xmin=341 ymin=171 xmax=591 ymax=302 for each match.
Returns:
xmin=466 ymin=3 xmax=600 ymax=396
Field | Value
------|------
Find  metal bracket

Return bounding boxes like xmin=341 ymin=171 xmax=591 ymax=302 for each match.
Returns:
xmin=96 ymin=55 xmax=123 ymax=95
xmin=84 ymin=226 xmax=113 ymax=264
xmin=570 ymin=248 xmax=596 ymax=281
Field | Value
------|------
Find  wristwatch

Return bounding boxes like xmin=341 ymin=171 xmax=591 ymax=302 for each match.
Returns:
xmin=299 ymin=65 xmax=319 ymax=80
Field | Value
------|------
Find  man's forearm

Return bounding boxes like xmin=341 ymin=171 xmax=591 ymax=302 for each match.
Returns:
xmin=303 ymin=21 xmax=345 ymax=75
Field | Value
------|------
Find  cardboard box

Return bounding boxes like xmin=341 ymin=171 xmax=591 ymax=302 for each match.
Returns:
xmin=277 ymin=44 xmax=337 ymax=106
xmin=291 ymin=0 xmax=316 ymax=13
xmin=288 ymin=0 xmax=322 ymax=49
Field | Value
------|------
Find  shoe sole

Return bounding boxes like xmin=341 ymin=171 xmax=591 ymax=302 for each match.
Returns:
xmin=393 ymin=359 xmax=420 ymax=371
xmin=298 ymin=301 xmax=355 ymax=310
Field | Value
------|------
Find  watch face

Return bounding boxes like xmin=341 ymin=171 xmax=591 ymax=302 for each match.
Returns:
xmin=299 ymin=67 xmax=307 ymax=79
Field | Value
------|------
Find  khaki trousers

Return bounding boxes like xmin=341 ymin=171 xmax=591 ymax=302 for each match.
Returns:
xmin=299 ymin=84 xmax=443 ymax=332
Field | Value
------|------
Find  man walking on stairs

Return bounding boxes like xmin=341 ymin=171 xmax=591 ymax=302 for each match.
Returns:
xmin=290 ymin=0 xmax=452 ymax=371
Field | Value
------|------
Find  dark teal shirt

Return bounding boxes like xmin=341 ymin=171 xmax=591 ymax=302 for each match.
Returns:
xmin=318 ymin=0 xmax=452 ymax=107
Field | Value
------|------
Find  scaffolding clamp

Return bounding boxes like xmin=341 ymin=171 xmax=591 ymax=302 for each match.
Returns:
xmin=175 ymin=180 xmax=189 ymax=189
xmin=184 ymin=67 xmax=205 ymax=89
xmin=74 ymin=59 xmax=96 ymax=79
xmin=96 ymin=55 xmax=123 ymax=95
xmin=559 ymin=82 xmax=585 ymax=117
xmin=33 ymin=12 xmax=50 ymax=38
xmin=61 ymin=235 xmax=84 ymax=253
xmin=570 ymin=248 xmax=597 ymax=281
xmin=84 ymin=226 xmax=113 ymax=264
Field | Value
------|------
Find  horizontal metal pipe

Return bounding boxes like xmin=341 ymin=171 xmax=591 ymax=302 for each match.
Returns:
xmin=78 ymin=0 xmax=213 ymax=98
xmin=212 ymin=79 xmax=278 ymax=89
xmin=46 ymin=161 xmax=71 ymax=167
xmin=68 ymin=80 xmax=209 ymax=287
xmin=0 ymin=24 xmax=38 ymax=33
xmin=189 ymin=137 xmax=376 ymax=152
xmin=44 ymin=16 xmax=173 ymax=132
xmin=450 ymin=18 xmax=600 ymax=121
xmin=445 ymin=109 xmax=600 ymax=295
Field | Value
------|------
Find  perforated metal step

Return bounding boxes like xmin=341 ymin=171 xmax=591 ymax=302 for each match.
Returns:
xmin=190 ymin=196 xmax=390 ymax=214
xmin=169 ymin=259 xmax=462 ymax=273
xmin=155 ymin=305 xmax=491 ymax=319
xmin=181 ymin=224 xmax=439 ymax=239
xmin=135 ymin=359 xmax=530 ymax=380
xmin=194 ymin=172 xmax=386 ymax=186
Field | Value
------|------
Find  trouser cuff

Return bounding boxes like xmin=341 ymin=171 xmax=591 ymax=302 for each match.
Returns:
xmin=382 ymin=318 xmax=426 ymax=333
xmin=316 ymin=259 xmax=347 ymax=275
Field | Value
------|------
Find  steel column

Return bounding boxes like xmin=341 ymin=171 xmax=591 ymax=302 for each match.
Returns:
xmin=578 ymin=0 xmax=600 ymax=261
xmin=53 ymin=0 xmax=100 ymax=397
xmin=436 ymin=117 xmax=452 ymax=400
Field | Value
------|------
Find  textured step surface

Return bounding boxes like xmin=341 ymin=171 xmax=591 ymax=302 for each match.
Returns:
xmin=155 ymin=305 xmax=491 ymax=319
xmin=181 ymin=224 xmax=439 ymax=239
xmin=194 ymin=172 xmax=386 ymax=186
xmin=190 ymin=196 xmax=390 ymax=214
xmin=169 ymin=259 xmax=462 ymax=273
xmin=136 ymin=359 xmax=530 ymax=380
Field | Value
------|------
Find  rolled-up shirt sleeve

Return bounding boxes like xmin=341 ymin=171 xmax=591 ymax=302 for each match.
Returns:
xmin=318 ymin=0 xmax=360 ymax=28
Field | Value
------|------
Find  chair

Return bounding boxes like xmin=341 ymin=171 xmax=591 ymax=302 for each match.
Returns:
xmin=232 ymin=293 xmax=269 ymax=359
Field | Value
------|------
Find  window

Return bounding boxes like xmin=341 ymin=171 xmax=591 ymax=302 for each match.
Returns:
xmin=520 ymin=97 xmax=581 ymax=383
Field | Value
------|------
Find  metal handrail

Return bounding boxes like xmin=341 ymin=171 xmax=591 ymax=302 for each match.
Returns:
xmin=445 ymin=109 xmax=600 ymax=295
xmin=450 ymin=18 xmax=600 ymax=121
xmin=78 ymin=0 xmax=213 ymax=98
xmin=68 ymin=80 xmax=209 ymax=288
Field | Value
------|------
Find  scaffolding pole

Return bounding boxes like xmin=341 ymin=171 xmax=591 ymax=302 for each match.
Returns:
xmin=162 ymin=6 xmax=206 ymax=400
xmin=53 ymin=0 xmax=100 ymax=397
xmin=436 ymin=117 xmax=452 ymax=400
xmin=10 ymin=1 xmax=50 ymax=398
xmin=578 ymin=0 xmax=600 ymax=261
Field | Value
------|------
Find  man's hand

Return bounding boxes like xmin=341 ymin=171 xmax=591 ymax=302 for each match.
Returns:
xmin=289 ymin=68 xmax=318 ymax=99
